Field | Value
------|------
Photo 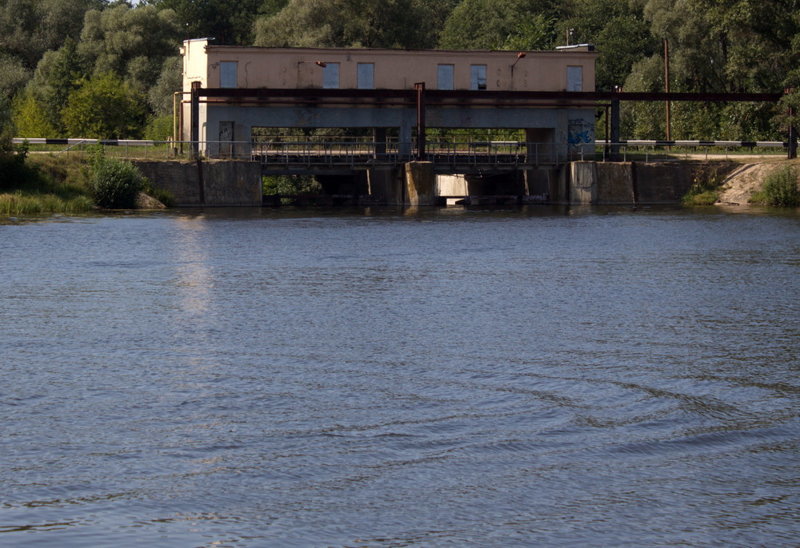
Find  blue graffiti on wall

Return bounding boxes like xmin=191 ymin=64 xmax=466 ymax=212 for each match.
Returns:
xmin=568 ymin=120 xmax=594 ymax=147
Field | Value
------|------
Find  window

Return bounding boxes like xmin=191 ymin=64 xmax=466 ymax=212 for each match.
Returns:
xmin=437 ymin=64 xmax=454 ymax=90
xmin=470 ymin=64 xmax=487 ymax=90
xmin=567 ymin=66 xmax=583 ymax=91
xmin=323 ymin=62 xmax=340 ymax=89
xmin=220 ymin=61 xmax=237 ymax=88
xmin=357 ymin=63 xmax=374 ymax=89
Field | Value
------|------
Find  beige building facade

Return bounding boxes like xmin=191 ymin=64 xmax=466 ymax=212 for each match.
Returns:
xmin=181 ymin=39 xmax=598 ymax=160
xmin=182 ymin=39 xmax=596 ymax=93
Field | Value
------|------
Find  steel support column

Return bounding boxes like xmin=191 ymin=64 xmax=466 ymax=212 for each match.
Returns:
xmin=415 ymin=82 xmax=426 ymax=160
xmin=191 ymin=81 xmax=201 ymax=159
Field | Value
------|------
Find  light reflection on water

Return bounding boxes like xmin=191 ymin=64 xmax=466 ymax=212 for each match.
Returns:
xmin=1 ymin=206 xmax=799 ymax=546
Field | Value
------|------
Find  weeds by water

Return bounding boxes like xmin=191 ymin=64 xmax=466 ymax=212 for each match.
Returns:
xmin=1 ymin=148 xmax=97 ymax=215
xmin=682 ymin=165 xmax=724 ymax=206
xmin=749 ymin=165 xmax=800 ymax=207
xmin=0 ymin=192 xmax=94 ymax=215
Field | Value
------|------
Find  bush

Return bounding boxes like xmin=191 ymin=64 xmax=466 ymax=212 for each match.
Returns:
xmin=89 ymin=156 xmax=147 ymax=208
xmin=751 ymin=166 xmax=800 ymax=207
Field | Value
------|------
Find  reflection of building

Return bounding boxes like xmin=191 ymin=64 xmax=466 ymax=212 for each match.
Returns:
xmin=180 ymin=39 xmax=598 ymax=160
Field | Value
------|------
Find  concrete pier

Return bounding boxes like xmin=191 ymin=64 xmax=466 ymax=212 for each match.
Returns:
xmin=404 ymin=162 xmax=437 ymax=206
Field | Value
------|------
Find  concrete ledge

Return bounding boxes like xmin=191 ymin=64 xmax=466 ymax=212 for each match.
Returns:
xmin=567 ymin=160 xmax=740 ymax=205
xmin=134 ymin=160 xmax=262 ymax=206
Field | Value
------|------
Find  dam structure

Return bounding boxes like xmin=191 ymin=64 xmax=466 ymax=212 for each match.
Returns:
xmin=179 ymin=38 xmax=599 ymax=205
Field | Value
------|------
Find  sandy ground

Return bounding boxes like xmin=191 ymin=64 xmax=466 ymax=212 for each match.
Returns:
xmin=715 ymin=161 xmax=793 ymax=205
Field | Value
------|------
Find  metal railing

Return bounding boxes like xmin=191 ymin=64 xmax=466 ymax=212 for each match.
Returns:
xmin=12 ymin=137 xmax=790 ymax=165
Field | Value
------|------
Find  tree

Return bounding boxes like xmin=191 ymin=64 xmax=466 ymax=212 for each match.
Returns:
xmin=148 ymin=0 xmax=282 ymax=45
xmin=0 ymin=53 xmax=31 ymax=100
xmin=77 ymin=3 xmax=182 ymax=95
xmin=254 ymin=0 xmax=434 ymax=49
xmin=438 ymin=0 xmax=562 ymax=50
xmin=11 ymin=92 xmax=58 ymax=138
xmin=62 ymin=72 xmax=147 ymax=139
xmin=0 ymin=0 xmax=101 ymax=69
xmin=554 ymin=0 xmax=656 ymax=91
xmin=20 ymin=38 xmax=86 ymax=134
xmin=148 ymin=56 xmax=183 ymax=116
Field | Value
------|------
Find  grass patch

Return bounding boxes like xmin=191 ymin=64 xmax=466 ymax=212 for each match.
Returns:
xmin=749 ymin=165 xmax=800 ymax=207
xmin=682 ymin=165 xmax=724 ymax=206
xmin=0 ymin=191 xmax=94 ymax=216
xmin=1 ymin=147 xmax=96 ymax=216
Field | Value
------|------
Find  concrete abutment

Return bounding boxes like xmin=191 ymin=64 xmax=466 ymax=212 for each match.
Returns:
xmin=134 ymin=159 xmax=741 ymax=208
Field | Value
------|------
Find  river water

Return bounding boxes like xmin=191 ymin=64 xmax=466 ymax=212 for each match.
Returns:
xmin=1 ymin=206 xmax=799 ymax=546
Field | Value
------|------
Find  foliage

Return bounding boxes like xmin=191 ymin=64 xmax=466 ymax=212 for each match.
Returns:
xmin=0 ymin=53 xmax=32 ymax=98
xmin=0 ymin=0 xmax=101 ymax=69
xmin=0 ymin=146 xmax=96 ymax=216
xmin=21 ymin=39 xmax=87 ymax=134
xmin=144 ymin=114 xmax=175 ymax=141
xmin=77 ymin=3 xmax=182 ymax=95
xmin=750 ymin=165 xmax=800 ymax=207
xmin=62 ymin=73 xmax=148 ymax=139
xmin=88 ymin=154 xmax=148 ymax=209
xmin=263 ymin=175 xmax=322 ymax=203
xmin=0 ymin=191 xmax=94 ymax=216
xmin=439 ymin=0 xmax=560 ymax=50
xmin=11 ymin=92 xmax=59 ymax=138
xmin=254 ymin=0 xmax=438 ymax=49
xmin=682 ymin=165 xmax=724 ymax=206
xmin=3 ymin=0 xmax=800 ymax=143
xmin=148 ymin=56 xmax=183 ymax=116
xmin=148 ymin=0 xmax=283 ymax=45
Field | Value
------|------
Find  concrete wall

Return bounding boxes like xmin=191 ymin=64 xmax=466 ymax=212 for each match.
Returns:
xmin=565 ymin=160 xmax=740 ymax=205
xmin=134 ymin=160 xmax=262 ymax=207
xmin=405 ymin=162 xmax=437 ymax=206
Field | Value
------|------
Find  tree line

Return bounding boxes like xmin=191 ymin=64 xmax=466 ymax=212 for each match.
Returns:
xmin=1 ymin=0 xmax=799 ymax=142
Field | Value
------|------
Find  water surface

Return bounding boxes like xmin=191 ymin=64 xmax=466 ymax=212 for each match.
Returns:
xmin=2 ymin=206 xmax=799 ymax=546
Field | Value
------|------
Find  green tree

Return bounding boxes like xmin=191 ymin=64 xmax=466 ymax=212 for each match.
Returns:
xmin=254 ymin=0 xmax=434 ymax=49
xmin=77 ymin=3 xmax=182 ymax=95
xmin=62 ymin=72 xmax=147 ymax=139
xmin=11 ymin=92 xmax=58 ymax=138
xmin=439 ymin=0 xmax=562 ymax=50
xmin=0 ymin=0 xmax=101 ymax=69
xmin=21 ymin=38 xmax=86 ymax=134
xmin=148 ymin=0 xmax=282 ymax=45
xmin=554 ymin=0 xmax=656 ymax=91
xmin=0 ymin=54 xmax=32 ymax=98
xmin=148 ymin=56 xmax=182 ymax=116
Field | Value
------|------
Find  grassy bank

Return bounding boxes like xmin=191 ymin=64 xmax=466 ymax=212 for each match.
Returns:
xmin=1 ymin=149 xmax=172 ymax=217
xmin=0 ymin=151 xmax=96 ymax=216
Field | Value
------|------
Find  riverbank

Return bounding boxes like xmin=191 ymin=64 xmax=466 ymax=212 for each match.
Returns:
xmin=0 ymin=154 xmax=95 ymax=216
xmin=716 ymin=159 xmax=800 ymax=206
xmin=3 ymin=153 xmax=798 ymax=215
xmin=1 ymin=153 xmax=168 ymax=216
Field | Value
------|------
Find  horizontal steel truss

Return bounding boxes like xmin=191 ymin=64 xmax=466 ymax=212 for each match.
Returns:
xmin=196 ymin=88 xmax=783 ymax=105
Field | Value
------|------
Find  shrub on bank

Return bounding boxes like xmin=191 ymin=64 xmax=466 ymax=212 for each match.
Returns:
xmin=89 ymin=156 xmax=147 ymax=209
xmin=750 ymin=165 xmax=800 ymax=207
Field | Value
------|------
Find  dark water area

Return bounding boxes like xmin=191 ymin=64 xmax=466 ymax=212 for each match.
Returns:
xmin=2 ymin=206 xmax=799 ymax=546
